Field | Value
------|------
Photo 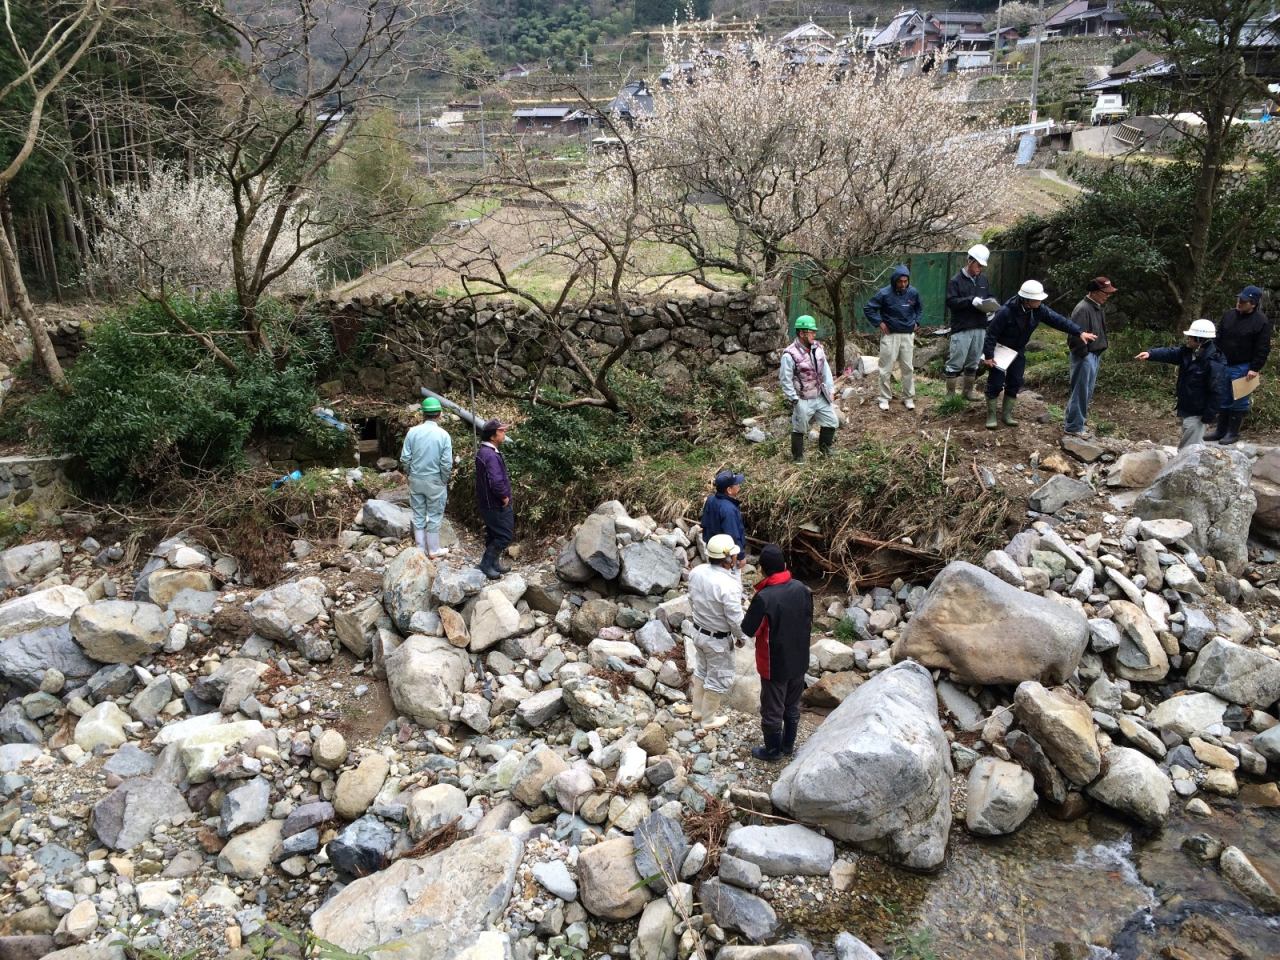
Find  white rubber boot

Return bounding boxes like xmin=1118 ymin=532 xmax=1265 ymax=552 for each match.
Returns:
xmin=425 ymin=532 xmax=449 ymax=559
xmin=689 ymin=678 xmax=705 ymax=722
xmin=414 ymin=527 xmax=427 ymax=553
xmin=700 ymin=691 xmax=729 ymax=730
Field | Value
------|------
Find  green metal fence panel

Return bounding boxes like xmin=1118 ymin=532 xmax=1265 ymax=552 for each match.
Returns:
xmin=786 ymin=249 xmax=1026 ymax=337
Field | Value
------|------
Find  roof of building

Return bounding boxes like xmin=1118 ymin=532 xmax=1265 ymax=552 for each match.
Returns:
xmin=512 ymin=106 xmax=573 ymax=119
xmin=1109 ymin=48 xmax=1162 ymax=76
xmin=607 ymin=80 xmax=655 ymax=118
xmin=778 ymin=21 xmax=835 ymax=43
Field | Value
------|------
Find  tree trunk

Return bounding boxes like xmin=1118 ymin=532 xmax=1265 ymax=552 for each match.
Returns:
xmin=0 ymin=202 xmax=69 ymax=393
xmin=825 ymin=275 xmax=847 ymax=373
xmin=1180 ymin=125 xmax=1224 ymax=325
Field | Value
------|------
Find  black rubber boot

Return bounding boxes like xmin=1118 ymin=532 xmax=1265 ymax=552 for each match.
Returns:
xmin=478 ymin=548 xmax=502 ymax=580
xmin=751 ymin=726 xmax=784 ymax=762
xmin=1204 ymin=410 xmax=1231 ymax=442
xmin=496 ymin=558 xmax=512 ymax=574
xmin=818 ymin=426 xmax=836 ymax=456
xmin=790 ymin=432 xmax=806 ymax=464
xmin=781 ymin=717 xmax=799 ymax=756
xmin=1219 ymin=411 xmax=1244 ymax=445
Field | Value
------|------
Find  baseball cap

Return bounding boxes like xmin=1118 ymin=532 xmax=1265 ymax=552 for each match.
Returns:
xmin=1087 ymin=276 xmax=1118 ymax=293
xmin=715 ymin=470 xmax=745 ymax=491
xmin=1238 ymin=285 xmax=1263 ymax=304
xmin=480 ymin=418 xmax=510 ymax=438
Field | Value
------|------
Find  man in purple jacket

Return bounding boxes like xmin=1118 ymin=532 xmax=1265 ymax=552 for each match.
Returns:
xmin=475 ymin=419 xmax=514 ymax=579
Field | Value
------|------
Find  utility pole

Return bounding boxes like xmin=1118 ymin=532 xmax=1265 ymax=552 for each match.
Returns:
xmin=479 ymin=94 xmax=487 ymax=169
xmin=1028 ymin=0 xmax=1045 ymax=123
xmin=993 ymin=0 xmax=1004 ymax=63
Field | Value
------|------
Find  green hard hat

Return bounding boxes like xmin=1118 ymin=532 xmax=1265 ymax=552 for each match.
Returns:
xmin=794 ymin=315 xmax=818 ymax=331
xmin=421 ymin=397 xmax=442 ymax=414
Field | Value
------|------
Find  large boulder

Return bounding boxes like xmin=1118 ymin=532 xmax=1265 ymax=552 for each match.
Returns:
xmin=1012 ymin=682 xmax=1100 ymax=786
xmin=245 ymin=578 xmax=326 ymax=642
xmin=1186 ymin=638 xmax=1280 ymax=709
xmin=385 ymin=635 xmax=469 ymax=727
xmin=92 ymin=778 xmax=191 ymax=850
xmin=1147 ymin=692 xmax=1229 ymax=739
xmin=723 ymin=824 xmax=834 ymax=876
xmin=361 ymin=500 xmax=412 ymax=539
xmin=1109 ymin=600 xmax=1169 ymax=683
xmin=1133 ymin=445 xmax=1255 ymax=574
xmin=770 ymin=661 xmax=952 ymax=870
xmin=0 ymin=624 xmax=101 ymax=691
xmin=1086 ymin=747 xmax=1173 ymax=827
xmin=571 ymin=599 xmax=618 ymax=644
xmin=1105 ymin=450 xmax=1169 ymax=489
xmin=577 ymin=835 xmax=653 ymax=920
xmin=965 ymin=758 xmax=1037 ymax=836
xmin=0 ymin=585 xmax=89 ymax=639
xmin=333 ymin=597 xmax=383 ymax=659
xmin=618 ymin=541 xmax=683 ymax=596
xmin=1029 ymin=474 xmax=1094 ymax=514
xmin=69 ymin=601 xmax=167 ymax=665
xmin=1251 ymin=449 xmax=1280 ymax=543
xmin=382 ymin=549 xmax=434 ymax=634
xmin=145 ymin=569 xmax=215 ymax=609
xmin=574 ymin=513 xmax=620 ymax=580
xmin=468 ymin=588 xmax=521 ymax=653
xmin=890 ymin=562 xmax=1088 ymax=686
xmin=0 ymin=541 xmax=63 ymax=589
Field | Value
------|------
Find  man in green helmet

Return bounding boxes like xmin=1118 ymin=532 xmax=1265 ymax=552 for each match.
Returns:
xmin=779 ymin=315 xmax=838 ymax=463
xmin=399 ymin=397 xmax=453 ymax=559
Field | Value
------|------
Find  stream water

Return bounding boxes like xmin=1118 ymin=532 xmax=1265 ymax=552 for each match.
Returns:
xmin=786 ymin=801 xmax=1280 ymax=959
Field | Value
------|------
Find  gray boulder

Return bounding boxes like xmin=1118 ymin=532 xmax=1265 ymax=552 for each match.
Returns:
xmin=220 ymin=777 xmax=270 ymax=837
xmin=1012 ymin=682 xmax=1100 ymax=786
xmin=1086 ymin=747 xmax=1173 ymax=827
xmin=1133 ymin=445 xmax=1255 ymax=574
xmin=468 ymin=588 xmax=521 ymax=653
xmin=575 ymin=513 xmax=620 ymax=580
xmin=577 ymin=835 xmax=653 ymax=920
xmin=699 ymin=878 xmax=778 ymax=943
xmin=326 ymin=816 xmax=393 ymax=878
xmin=965 ymin=758 xmax=1037 ymax=836
xmin=555 ymin=540 xmax=594 ymax=583
xmin=1186 ymin=637 xmax=1280 ymax=709
xmin=431 ymin=567 xmax=487 ymax=606
xmin=1029 ymin=474 xmax=1094 ymax=514
xmin=311 ymin=833 xmax=521 ymax=956
xmin=246 ymin=578 xmax=325 ymax=642
xmin=92 ymin=778 xmax=190 ymax=850
xmin=633 ymin=812 xmax=687 ymax=895
xmin=890 ymin=562 xmax=1088 ymax=686
xmin=70 ymin=601 xmax=167 ymax=665
xmin=361 ymin=500 xmax=412 ymax=539
xmin=619 ymin=541 xmax=683 ymax=596
xmin=724 ymin=824 xmax=834 ymax=876
xmin=770 ymin=661 xmax=952 ymax=870
xmin=0 ymin=540 xmax=63 ymax=589
xmin=0 ymin=585 xmax=88 ymax=639
xmin=0 ymin=624 xmax=101 ymax=691
xmin=385 ymin=635 xmax=469 ymax=728
xmin=836 ymin=933 xmax=885 ymax=960
xmin=382 ymin=549 xmax=434 ymax=634
xmin=635 ymin=620 xmax=676 ymax=657
xmin=333 ymin=598 xmax=383 ymax=659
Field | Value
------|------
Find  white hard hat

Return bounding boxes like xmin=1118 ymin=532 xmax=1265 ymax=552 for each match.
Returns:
xmin=1183 ymin=318 xmax=1217 ymax=339
xmin=967 ymin=244 xmax=990 ymax=266
xmin=706 ymin=534 xmax=740 ymax=560
xmin=1017 ymin=279 xmax=1048 ymax=301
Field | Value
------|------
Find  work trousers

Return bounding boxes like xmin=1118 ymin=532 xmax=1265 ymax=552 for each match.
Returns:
xmin=878 ymin=333 xmax=915 ymax=401
xmin=692 ymin=629 xmax=737 ymax=695
xmin=791 ymin=396 xmax=839 ymax=432
xmin=1065 ymin=352 xmax=1100 ymax=433
xmin=408 ymin=478 xmax=448 ymax=533
xmin=985 ymin=352 xmax=1027 ymax=400
xmin=1222 ymin=362 xmax=1252 ymax=412
xmin=944 ymin=328 xmax=985 ymax=378
xmin=759 ymin=676 xmax=803 ymax=729
xmin=479 ymin=504 xmax=514 ymax=553
xmin=1180 ymin=416 xmax=1208 ymax=450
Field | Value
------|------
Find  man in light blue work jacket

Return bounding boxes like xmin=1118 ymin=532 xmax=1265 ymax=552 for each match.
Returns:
xmin=400 ymin=397 xmax=453 ymax=558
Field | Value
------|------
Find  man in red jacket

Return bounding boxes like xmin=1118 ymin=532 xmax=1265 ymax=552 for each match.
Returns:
xmin=740 ymin=544 xmax=812 ymax=761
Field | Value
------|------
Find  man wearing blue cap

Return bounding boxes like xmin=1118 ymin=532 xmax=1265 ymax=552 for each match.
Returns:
xmin=701 ymin=471 xmax=746 ymax=570
xmin=1205 ymin=285 xmax=1271 ymax=445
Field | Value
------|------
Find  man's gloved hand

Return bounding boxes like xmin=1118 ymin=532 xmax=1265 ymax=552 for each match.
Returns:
xmin=972 ymin=296 xmax=984 ymax=308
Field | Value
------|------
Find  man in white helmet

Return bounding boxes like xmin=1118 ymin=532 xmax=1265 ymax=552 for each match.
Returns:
xmin=983 ymin=280 xmax=1097 ymax=429
xmin=685 ymin=533 xmax=747 ymax=730
xmin=943 ymin=244 xmax=994 ymax=400
xmin=1134 ymin=319 xmax=1227 ymax=449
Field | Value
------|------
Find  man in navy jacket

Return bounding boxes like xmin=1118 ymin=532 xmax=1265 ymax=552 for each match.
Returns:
xmin=474 ymin=418 xmax=513 ymax=579
xmin=700 ymin=471 xmax=746 ymax=568
xmin=983 ymin=279 xmax=1096 ymax=429
xmin=864 ymin=264 xmax=923 ymax=412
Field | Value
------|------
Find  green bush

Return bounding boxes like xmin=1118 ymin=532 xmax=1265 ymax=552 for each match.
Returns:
xmin=33 ymin=295 xmax=345 ymax=496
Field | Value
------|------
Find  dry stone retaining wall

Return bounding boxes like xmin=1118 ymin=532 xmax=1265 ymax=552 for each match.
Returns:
xmin=319 ymin=292 xmax=790 ymax=397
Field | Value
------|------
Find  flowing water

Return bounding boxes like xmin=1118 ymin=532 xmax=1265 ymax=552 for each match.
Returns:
xmin=783 ymin=802 xmax=1280 ymax=959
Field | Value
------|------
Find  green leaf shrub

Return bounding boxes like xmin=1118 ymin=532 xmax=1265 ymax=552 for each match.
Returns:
xmin=33 ymin=295 xmax=345 ymax=496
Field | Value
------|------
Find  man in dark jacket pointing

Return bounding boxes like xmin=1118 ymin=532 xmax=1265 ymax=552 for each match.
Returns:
xmin=741 ymin=544 xmax=812 ymax=762
xmin=983 ymin=279 xmax=1096 ymax=429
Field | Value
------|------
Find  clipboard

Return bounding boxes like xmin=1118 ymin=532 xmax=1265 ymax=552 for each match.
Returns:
xmin=1232 ymin=375 xmax=1259 ymax=400
xmin=978 ymin=297 xmax=1000 ymax=314
xmin=992 ymin=344 xmax=1019 ymax=371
